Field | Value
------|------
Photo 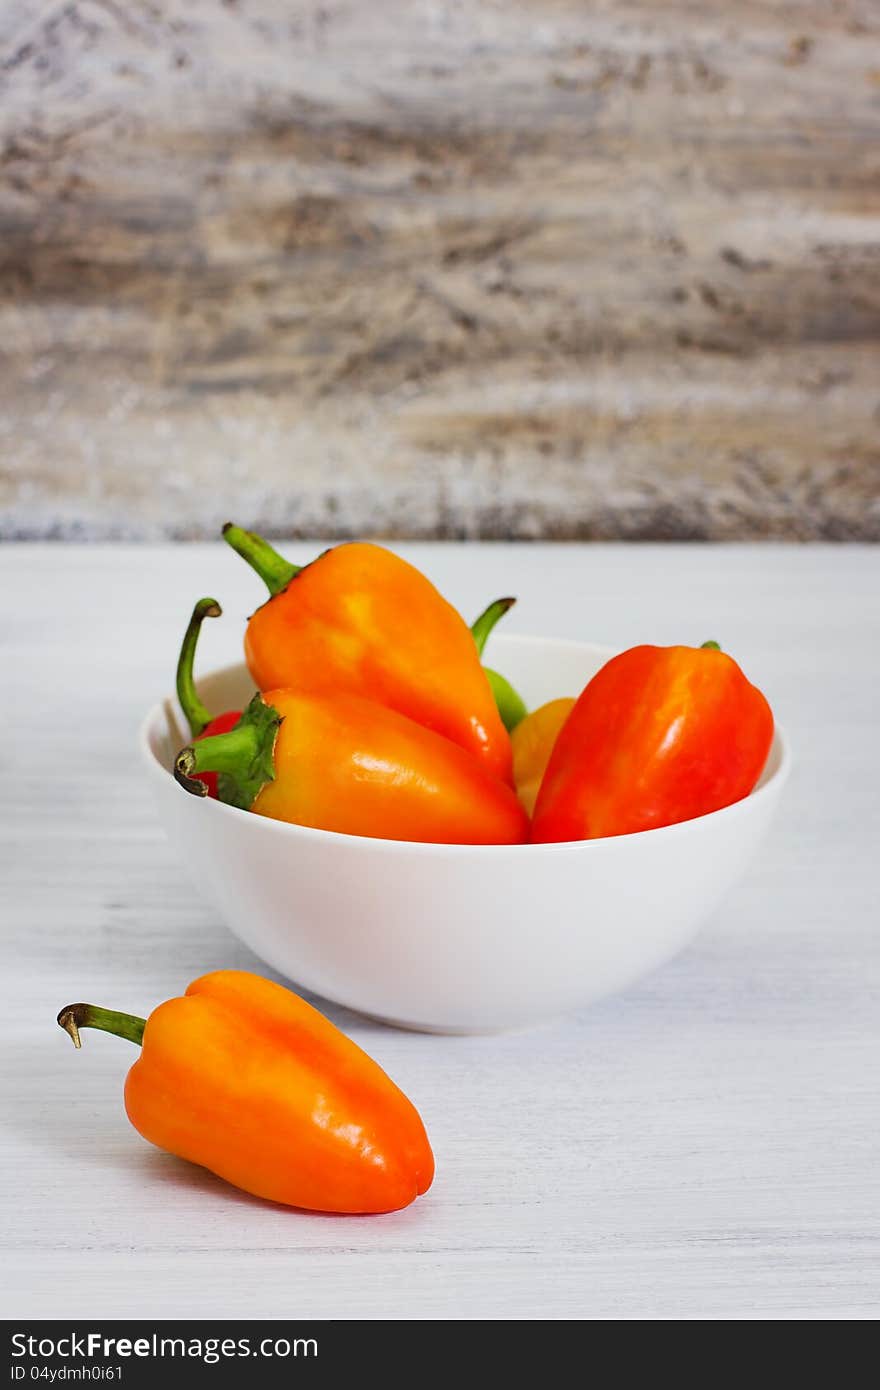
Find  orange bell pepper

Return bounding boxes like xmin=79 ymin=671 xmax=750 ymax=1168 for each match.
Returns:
xmin=222 ymin=525 xmax=512 ymax=784
xmin=531 ymin=642 xmax=774 ymax=842
xmin=175 ymin=689 xmax=528 ymax=845
xmin=510 ymin=697 xmax=576 ymax=815
xmin=57 ymin=970 xmax=434 ymax=1214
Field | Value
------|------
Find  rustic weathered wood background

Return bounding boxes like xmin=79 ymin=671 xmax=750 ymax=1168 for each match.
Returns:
xmin=1 ymin=0 xmax=878 ymax=540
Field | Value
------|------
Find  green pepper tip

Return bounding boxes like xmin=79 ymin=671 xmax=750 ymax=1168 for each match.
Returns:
xmin=486 ymin=668 xmax=528 ymax=732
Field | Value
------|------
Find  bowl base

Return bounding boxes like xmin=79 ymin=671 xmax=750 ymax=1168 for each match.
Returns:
xmin=347 ymin=1004 xmax=562 ymax=1037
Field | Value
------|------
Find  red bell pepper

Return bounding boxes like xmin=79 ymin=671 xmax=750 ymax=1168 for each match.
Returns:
xmin=531 ymin=641 xmax=774 ymax=841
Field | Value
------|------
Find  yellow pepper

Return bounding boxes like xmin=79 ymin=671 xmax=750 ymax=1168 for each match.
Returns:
xmin=511 ymin=698 xmax=576 ymax=816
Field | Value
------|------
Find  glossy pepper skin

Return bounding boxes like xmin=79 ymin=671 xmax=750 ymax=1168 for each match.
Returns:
xmin=58 ymin=972 xmax=434 ymax=1214
xmin=531 ymin=643 xmax=774 ymax=842
xmin=176 ymin=689 xmax=529 ymax=846
xmin=222 ymin=525 xmax=513 ymax=784
xmin=175 ymin=598 xmax=241 ymax=799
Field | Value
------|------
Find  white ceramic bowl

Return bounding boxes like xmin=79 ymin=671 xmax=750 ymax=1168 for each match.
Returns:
xmin=141 ymin=635 xmax=789 ymax=1033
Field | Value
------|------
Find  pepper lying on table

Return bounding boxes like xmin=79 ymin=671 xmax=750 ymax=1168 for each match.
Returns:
xmin=58 ymin=971 xmax=434 ymax=1214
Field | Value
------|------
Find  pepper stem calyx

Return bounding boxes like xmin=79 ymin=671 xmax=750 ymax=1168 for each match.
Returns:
xmin=175 ymin=693 xmax=282 ymax=810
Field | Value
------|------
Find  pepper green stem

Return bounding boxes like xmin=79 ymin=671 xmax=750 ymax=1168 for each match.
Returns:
xmin=222 ymin=523 xmax=301 ymax=597
xmin=175 ymin=722 xmax=260 ymax=797
xmin=701 ymin=640 xmax=722 ymax=651
xmin=174 ymin=693 xmax=282 ymax=808
xmin=176 ymin=598 xmax=222 ymax=737
xmin=57 ymin=1003 xmax=145 ymax=1049
xmin=470 ymin=597 xmax=527 ymax=730
xmin=471 ymin=597 xmax=516 ymax=657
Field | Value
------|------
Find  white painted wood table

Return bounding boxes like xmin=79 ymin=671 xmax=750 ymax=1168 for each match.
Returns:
xmin=2 ymin=543 xmax=878 ymax=1321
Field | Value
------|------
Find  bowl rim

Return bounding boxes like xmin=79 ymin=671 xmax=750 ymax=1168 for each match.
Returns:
xmin=139 ymin=635 xmax=791 ymax=858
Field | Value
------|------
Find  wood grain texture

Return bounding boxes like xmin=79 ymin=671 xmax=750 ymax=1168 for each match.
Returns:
xmin=1 ymin=541 xmax=879 ymax=1319
xmin=1 ymin=2 xmax=879 ymax=540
